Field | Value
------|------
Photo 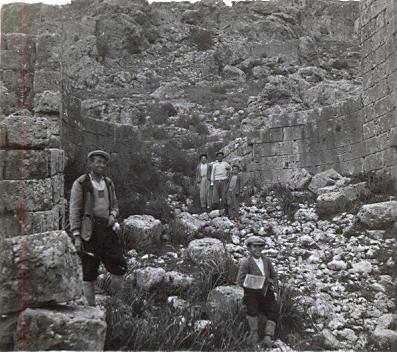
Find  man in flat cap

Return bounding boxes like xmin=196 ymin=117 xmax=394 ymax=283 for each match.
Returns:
xmin=236 ymin=236 xmax=279 ymax=348
xmin=69 ymin=150 xmax=127 ymax=306
xmin=210 ymin=151 xmax=231 ymax=212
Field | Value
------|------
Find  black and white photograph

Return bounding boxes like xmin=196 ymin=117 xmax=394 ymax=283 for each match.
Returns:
xmin=0 ymin=0 xmax=396 ymax=351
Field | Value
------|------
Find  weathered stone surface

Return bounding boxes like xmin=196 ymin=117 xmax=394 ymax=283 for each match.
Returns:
xmin=373 ymin=314 xmax=397 ymax=346
xmin=187 ymin=238 xmax=228 ymax=265
xmin=308 ymin=169 xmax=346 ymax=194
xmin=3 ymin=150 xmax=49 ymax=179
xmin=0 ymin=313 xmax=18 ymax=351
xmin=357 ymin=201 xmax=397 ymax=229
xmin=123 ymin=215 xmax=163 ymax=249
xmin=206 ymin=285 xmax=244 ymax=321
xmin=167 ymin=296 xmax=190 ymax=311
xmin=0 ymin=231 xmax=82 ymax=314
xmin=222 ymin=65 xmax=246 ymax=81
xmin=134 ymin=266 xmax=166 ymax=290
xmin=287 ymin=168 xmax=312 ymax=190
xmin=351 ymin=260 xmax=373 ymax=274
xmin=0 ymin=208 xmax=60 ymax=238
xmin=165 ymin=271 xmax=194 ymax=289
xmin=33 ymin=90 xmax=60 ymax=114
xmin=16 ymin=306 xmax=106 ymax=350
xmin=1 ymin=115 xmax=49 ymax=148
xmin=317 ymin=191 xmax=348 ymax=214
xmin=172 ymin=212 xmax=206 ymax=239
xmin=0 ymin=178 xmax=53 ymax=213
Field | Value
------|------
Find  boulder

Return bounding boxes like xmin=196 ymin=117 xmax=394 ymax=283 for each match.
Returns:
xmin=287 ymin=168 xmax=312 ymax=190
xmin=210 ymin=216 xmax=234 ymax=230
xmin=321 ymin=329 xmax=342 ymax=349
xmin=328 ymin=260 xmax=347 ymax=271
xmin=0 ymin=231 xmax=82 ymax=314
xmin=340 ymin=182 xmax=370 ymax=202
xmin=206 ymin=285 xmax=244 ymax=321
xmin=308 ymin=169 xmax=346 ymax=194
xmin=172 ymin=212 xmax=206 ymax=239
xmin=187 ymin=238 xmax=228 ymax=265
xmin=317 ymin=191 xmax=348 ymax=214
xmin=373 ymin=314 xmax=397 ymax=346
xmin=122 ymin=215 xmax=163 ymax=249
xmin=357 ymin=201 xmax=397 ymax=229
xmin=134 ymin=267 xmax=166 ymax=290
xmin=167 ymin=296 xmax=190 ymax=311
xmin=351 ymin=260 xmax=372 ymax=274
xmin=16 ymin=306 xmax=106 ymax=350
xmin=165 ymin=271 xmax=194 ymax=289
xmin=294 ymin=207 xmax=318 ymax=222
xmin=222 ymin=65 xmax=246 ymax=81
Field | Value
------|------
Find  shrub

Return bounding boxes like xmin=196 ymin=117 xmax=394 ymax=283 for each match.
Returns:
xmin=105 ymin=281 xmax=252 ymax=351
xmin=159 ymin=141 xmax=196 ymax=176
xmin=186 ymin=253 xmax=239 ymax=303
xmin=275 ymin=284 xmax=309 ymax=341
xmin=150 ymin=102 xmax=177 ymax=125
xmin=265 ymin=183 xmax=299 ymax=219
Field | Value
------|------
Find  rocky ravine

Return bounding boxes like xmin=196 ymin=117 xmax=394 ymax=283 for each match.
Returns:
xmin=104 ymin=168 xmax=397 ymax=350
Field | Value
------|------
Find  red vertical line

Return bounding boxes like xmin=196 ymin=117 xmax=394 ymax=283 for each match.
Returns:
xmin=17 ymin=3 xmax=26 ymax=351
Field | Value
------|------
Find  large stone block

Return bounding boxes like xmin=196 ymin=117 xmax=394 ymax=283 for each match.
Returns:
xmin=0 ymin=312 xmax=18 ymax=351
xmin=33 ymin=69 xmax=60 ymax=93
xmin=1 ymin=115 xmax=49 ymax=148
xmin=48 ymin=148 xmax=64 ymax=175
xmin=0 ymin=207 xmax=59 ymax=238
xmin=0 ymin=178 xmax=53 ymax=213
xmin=51 ymin=174 xmax=64 ymax=204
xmin=16 ymin=306 xmax=106 ymax=350
xmin=0 ymin=49 xmax=35 ymax=71
xmin=357 ymin=201 xmax=397 ymax=229
xmin=171 ymin=212 xmax=206 ymax=240
xmin=35 ymin=33 xmax=61 ymax=69
xmin=3 ymin=150 xmax=49 ymax=179
xmin=317 ymin=191 xmax=348 ymax=214
xmin=122 ymin=214 xmax=163 ymax=250
xmin=0 ymin=231 xmax=82 ymax=314
xmin=187 ymin=238 xmax=228 ymax=265
xmin=33 ymin=90 xmax=60 ymax=114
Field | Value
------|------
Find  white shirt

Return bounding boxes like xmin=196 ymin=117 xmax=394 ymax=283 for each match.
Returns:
xmin=200 ymin=163 xmax=208 ymax=177
xmin=253 ymin=257 xmax=265 ymax=277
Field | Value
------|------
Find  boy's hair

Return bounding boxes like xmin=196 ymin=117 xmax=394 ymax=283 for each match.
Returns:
xmin=232 ymin=164 xmax=240 ymax=170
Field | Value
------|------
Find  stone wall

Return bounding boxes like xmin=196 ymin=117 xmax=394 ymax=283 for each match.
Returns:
xmin=245 ymin=96 xmax=365 ymax=186
xmin=360 ymin=0 xmax=397 ymax=179
xmin=241 ymin=0 xmax=397 ymax=187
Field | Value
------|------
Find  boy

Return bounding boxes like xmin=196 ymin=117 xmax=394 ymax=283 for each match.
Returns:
xmin=236 ymin=236 xmax=279 ymax=347
xmin=226 ymin=164 xmax=241 ymax=219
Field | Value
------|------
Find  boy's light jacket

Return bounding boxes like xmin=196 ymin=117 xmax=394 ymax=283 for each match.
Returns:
xmin=236 ymin=255 xmax=279 ymax=295
xmin=69 ymin=174 xmax=119 ymax=241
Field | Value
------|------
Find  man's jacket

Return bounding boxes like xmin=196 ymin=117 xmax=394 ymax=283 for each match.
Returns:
xmin=196 ymin=162 xmax=212 ymax=183
xmin=69 ymin=174 xmax=119 ymax=241
xmin=227 ymin=174 xmax=241 ymax=195
xmin=236 ymin=255 xmax=278 ymax=295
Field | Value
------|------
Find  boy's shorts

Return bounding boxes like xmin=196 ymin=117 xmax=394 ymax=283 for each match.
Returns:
xmin=81 ymin=217 xmax=127 ymax=281
xmin=243 ymin=288 xmax=279 ymax=321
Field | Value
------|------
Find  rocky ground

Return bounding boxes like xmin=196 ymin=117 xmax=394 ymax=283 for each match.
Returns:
xmin=95 ymin=168 xmax=397 ymax=351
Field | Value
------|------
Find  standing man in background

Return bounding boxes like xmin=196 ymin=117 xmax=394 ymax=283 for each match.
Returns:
xmin=210 ymin=151 xmax=231 ymax=212
xmin=196 ymin=153 xmax=212 ymax=212
xmin=69 ymin=150 xmax=127 ymax=306
xmin=227 ymin=164 xmax=241 ymax=220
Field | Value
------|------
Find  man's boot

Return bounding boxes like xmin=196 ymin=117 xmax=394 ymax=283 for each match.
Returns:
xmin=110 ymin=274 xmax=122 ymax=295
xmin=83 ymin=281 xmax=96 ymax=306
xmin=246 ymin=316 xmax=259 ymax=345
xmin=263 ymin=320 xmax=276 ymax=348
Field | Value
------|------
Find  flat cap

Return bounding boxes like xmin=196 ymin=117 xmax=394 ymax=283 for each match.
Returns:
xmin=87 ymin=150 xmax=110 ymax=161
xmin=244 ymin=236 xmax=266 ymax=247
xmin=216 ymin=151 xmax=225 ymax=156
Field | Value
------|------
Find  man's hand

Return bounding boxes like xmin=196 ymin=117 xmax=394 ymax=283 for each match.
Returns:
xmin=74 ymin=236 xmax=82 ymax=253
xmin=107 ymin=214 xmax=115 ymax=227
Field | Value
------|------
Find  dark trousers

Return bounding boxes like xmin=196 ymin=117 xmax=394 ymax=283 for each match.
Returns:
xmin=81 ymin=217 xmax=127 ymax=281
xmin=244 ymin=288 xmax=279 ymax=321
xmin=212 ymin=179 xmax=228 ymax=209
